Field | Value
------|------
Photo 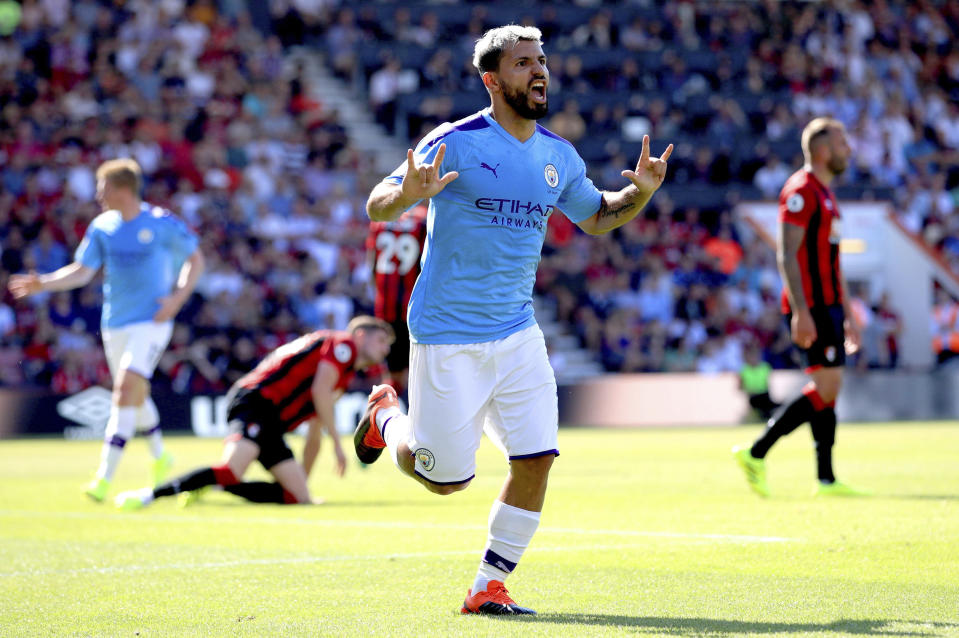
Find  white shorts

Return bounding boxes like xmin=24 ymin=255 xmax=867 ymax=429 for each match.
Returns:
xmin=407 ymin=324 xmax=558 ymax=485
xmin=102 ymin=320 xmax=173 ymax=381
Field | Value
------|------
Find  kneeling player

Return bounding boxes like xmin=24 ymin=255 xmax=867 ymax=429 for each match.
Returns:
xmin=115 ymin=316 xmax=393 ymax=509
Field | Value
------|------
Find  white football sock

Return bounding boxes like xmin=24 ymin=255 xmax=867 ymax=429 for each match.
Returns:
xmin=138 ymin=399 xmax=164 ymax=459
xmin=147 ymin=430 xmax=165 ymax=460
xmin=471 ymin=500 xmax=541 ymax=594
xmin=97 ymin=406 xmax=136 ymax=480
xmin=380 ymin=412 xmax=411 ymax=469
xmin=374 ymin=405 xmax=402 ymax=431
xmin=97 ymin=443 xmax=124 ymax=482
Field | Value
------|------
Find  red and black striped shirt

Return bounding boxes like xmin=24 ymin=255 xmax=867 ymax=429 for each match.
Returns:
xmin=236 ymin=331 xmax=358 ymax=432
xmin=779 ymin=169 xmax=843 ymax=314
xmin=366 ymin=204 xmax=428 ymax=323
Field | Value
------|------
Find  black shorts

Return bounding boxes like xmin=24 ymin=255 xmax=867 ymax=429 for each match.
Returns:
xmin=787 ymin=305 xmax=846 ymax=370
xmin=226 ymin=389 xmax=294 ymax=470
xmin=385 ymin=319 xmax=411 ymax=374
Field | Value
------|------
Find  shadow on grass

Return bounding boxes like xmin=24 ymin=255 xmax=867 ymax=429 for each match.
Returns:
xmin=881 ymin=494 xmax=959 ymax=501
xmin=748 ymin=493 xmax=959 ymax=502
xmin=201 ymin=499 xmax=422 ymax=509
xmin=495 ymin=613 xmax=958 ymax=636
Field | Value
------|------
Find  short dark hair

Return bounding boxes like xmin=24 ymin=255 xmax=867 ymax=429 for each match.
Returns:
xmin=472 ymin=25 xmax=543 ymax=75
xmin=347 ymin=315 xmax=395 ymax=343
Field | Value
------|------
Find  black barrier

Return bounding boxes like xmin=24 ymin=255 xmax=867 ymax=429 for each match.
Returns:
xmin=0 ymin=387 xmax=193 ymax=439
xmin=0 ymin=387 xmax=374 ymax=439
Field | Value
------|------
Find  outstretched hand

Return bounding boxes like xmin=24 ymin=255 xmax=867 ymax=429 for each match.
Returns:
xmin=622 ymin=135 xmax=673 ymax=196
xmin=8 ymin=271 xmax=42 ymax=299
xmin=400 ymin=143 xmax=459 ymax=202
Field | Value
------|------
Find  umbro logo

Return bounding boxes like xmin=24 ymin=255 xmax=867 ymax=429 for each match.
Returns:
xmin=58 ymin=386 xmax=113 ymax=439
xmin=480 ymin=162 xmax=500 ymax=178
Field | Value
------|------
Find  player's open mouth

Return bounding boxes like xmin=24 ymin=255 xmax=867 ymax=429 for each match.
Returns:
xmin=530 ymin=81 xmax=547 ymax=103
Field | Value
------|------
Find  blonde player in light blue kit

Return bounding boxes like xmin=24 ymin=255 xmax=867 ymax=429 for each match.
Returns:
xmin=355 ymin=25 xmax=673 ymax=615
xmin=9 ymin=159 xmax=204 ymax=502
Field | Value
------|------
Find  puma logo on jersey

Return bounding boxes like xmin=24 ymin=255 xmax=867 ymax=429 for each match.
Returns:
xmin=480 ymin=162 xmax=500 ymax=178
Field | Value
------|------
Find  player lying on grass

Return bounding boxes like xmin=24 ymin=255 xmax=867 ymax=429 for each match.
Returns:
xmin=115 ymin=316 xmax=393 ymax=509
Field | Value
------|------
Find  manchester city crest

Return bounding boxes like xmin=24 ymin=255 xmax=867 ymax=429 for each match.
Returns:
xmin=415 ymin=447 xmax=435 ymax=471
xmin=544 ymin=163 xmax=559 ymax=188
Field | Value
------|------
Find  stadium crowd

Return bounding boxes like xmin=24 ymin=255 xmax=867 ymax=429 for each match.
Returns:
xmin=1 ymin=0 xmax=957 ymax=393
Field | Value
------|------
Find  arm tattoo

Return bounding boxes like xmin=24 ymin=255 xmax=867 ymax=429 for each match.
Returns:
xmin=598 ymin=197 xmax=633 ymax=220
xmin=599 ymin=188 xmax=642 ymax=220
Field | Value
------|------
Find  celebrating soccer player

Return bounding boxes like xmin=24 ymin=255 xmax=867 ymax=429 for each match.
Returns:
xmin=733 ymin=117 xmax=868 ymax=498
xmin=114 ymin=316 xmax=394 ymax=509
xmin=9 ymin=159 xmax=204 ymax=503
xmin=354 ymin=25 xmax=672 ymax=615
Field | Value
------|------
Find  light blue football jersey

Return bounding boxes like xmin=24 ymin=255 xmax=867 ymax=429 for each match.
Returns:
xmin=385 ymin=109 xmax=602 ymax=344
xmin=75 ymin=202 xmax=199 ymax=328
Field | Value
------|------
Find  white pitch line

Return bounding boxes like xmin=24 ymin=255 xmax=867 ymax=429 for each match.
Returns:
xmin=546 ymin=526 xmax=796 ymax=543
xmin=0 ymin=509 xmax=798 ymax=544
xmin=0 ymin=543 xmax=646 ymax=578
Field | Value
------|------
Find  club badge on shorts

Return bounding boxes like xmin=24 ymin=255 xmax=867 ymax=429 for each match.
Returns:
xmin=415 ymin=448 xmax=435 ymax=471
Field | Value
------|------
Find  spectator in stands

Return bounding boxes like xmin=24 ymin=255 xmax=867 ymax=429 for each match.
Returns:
xmin=848 ymin=284 xmax=875 ymax=370
xmin=931 ymin=288 xmax=959 ymax=365
xmin=703 ymin=224 xmax=744 ymax=278
xmin=547 ymin=99 xmax=587 ymax=144
xmin=28 ymin=226 xmax=69 ymax=275
xmin=368 ymin=56 xmax=407 ymax=135
xmin=753 ymin=154 xmax=792 ymax=199
xmin=1 ymin=227 xmax=27 ymax=275
xmin=739 ymin=342 xmax=778 ymax=422
xmin=873 ymin=293 xmax=901 ymax=369
xmin=0 ymin=293 xmax=14 ymax=340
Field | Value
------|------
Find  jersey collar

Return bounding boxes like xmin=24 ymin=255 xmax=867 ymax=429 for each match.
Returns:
xmin=480 ymin=108 xmax=538 ymax=149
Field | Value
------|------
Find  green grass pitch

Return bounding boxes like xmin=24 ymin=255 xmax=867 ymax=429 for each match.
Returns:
xmin=1 ymin=422 xmax=957 ymax=637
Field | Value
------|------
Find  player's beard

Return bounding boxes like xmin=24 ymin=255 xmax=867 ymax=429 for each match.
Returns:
xmin=502 ymin=82 xmax=549 ymax=120
xmin=828 ymin=154 xmax=848 ymax=176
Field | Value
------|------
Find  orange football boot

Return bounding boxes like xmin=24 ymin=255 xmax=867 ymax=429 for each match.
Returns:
xmin=461 ymin=580 xmax=536 ymax=615
xmin=353 ymin=384 xmax=399 ymax=464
